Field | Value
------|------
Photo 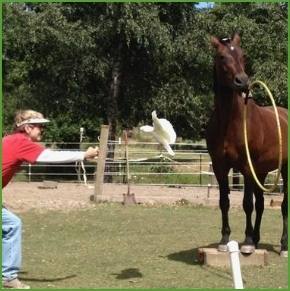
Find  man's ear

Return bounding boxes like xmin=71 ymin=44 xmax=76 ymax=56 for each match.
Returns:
xmin=24 ymin=124 xmax=31 ymax=134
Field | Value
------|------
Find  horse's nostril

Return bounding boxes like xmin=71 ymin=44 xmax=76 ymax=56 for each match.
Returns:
xmin=235 ymin=77 xmax=242 ymax=84
xmin=234 ymin=74 xmax=249 ymax=89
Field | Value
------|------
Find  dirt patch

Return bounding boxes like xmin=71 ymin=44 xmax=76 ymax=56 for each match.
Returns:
xmin=2 ymin=181 xmax=282 ymax=213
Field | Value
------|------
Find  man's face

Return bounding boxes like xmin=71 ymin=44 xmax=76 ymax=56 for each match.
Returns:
xmin=25 ymin=124 xmax=45 ymax=142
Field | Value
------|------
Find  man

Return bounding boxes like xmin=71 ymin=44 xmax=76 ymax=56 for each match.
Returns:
xmin=2 ymin=110 xmax=99 ymax=289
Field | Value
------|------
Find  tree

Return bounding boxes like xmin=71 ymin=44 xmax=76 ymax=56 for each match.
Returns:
xmin=3 ymin=2 xmax=287 ymax=143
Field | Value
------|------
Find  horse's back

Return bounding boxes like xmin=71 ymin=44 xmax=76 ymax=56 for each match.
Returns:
xmin=263 ymin=105 xmax=287 ymax=121
xmin=262 ymin=106 xmax=288 ymax=137
xmin=259 ymin=105 xmax=288 ymax=163
xmin=277 ymin=106 xmax=287 ymax=124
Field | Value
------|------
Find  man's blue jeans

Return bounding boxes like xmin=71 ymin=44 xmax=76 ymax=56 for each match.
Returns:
xmin=2 ymin=207 xmax=22 ymax=281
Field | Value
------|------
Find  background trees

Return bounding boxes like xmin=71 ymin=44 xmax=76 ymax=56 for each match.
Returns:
xmin=3 ymin=2 xmax=287 ymax=142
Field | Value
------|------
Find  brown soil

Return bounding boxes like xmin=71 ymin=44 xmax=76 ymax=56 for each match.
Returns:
xmin=2 ymin=181 xmax=283 ymax=213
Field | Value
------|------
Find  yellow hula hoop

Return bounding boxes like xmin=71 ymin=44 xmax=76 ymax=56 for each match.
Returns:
xmin=243 ymin=80 xmax=283 ymax=192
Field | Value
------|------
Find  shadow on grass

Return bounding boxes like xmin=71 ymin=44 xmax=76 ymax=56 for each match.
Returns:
xmin=166 ymin=243 xmax=219 ymax=266
xmin=166 ymin=243 xmax=234 ymax=282
xmin=111 ymin=268 xmax=143 ymax=280
xmin=19 ymin=273 xmax=77 ymax=282
xmin=258 ymin=243 xmax=281 ymax=255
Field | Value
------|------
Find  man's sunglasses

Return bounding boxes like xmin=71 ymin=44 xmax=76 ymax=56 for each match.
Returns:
xmin=28 ymin=124 xmax=45 ymax=129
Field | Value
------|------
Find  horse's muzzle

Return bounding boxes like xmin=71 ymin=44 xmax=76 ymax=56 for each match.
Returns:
xmin=233 ymin=73 xmax=249 ymax=91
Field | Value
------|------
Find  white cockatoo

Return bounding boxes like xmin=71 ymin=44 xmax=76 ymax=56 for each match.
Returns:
xmin=140 ymin=111 xmax=176 ymax=156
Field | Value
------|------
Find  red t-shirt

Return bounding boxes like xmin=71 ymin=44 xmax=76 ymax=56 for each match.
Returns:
xmin=2 ymin=133 xmax=45 ymax=188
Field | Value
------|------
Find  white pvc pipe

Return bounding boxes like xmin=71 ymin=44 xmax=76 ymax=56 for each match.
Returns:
xmin=227 ymin=241 xmax=244 ymax=289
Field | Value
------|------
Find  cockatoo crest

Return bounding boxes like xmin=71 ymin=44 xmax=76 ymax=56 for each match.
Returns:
xmin=140 ymin=110 xmax=176 ymax=156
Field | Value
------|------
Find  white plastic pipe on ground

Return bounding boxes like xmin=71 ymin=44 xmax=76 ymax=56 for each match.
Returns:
xmin=227 ymin=240 xmax=244 ymax=289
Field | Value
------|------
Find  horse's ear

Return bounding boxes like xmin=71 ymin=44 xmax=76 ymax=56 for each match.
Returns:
xmin=232 ymin=33 xmax=241 ymax=46
xmin=210 ymin=36 xmax=220 ymax=49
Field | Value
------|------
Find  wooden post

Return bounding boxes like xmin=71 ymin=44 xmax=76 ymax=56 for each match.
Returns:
xmin=93 ymin=125 xmax=110 ymax=202
xmin=122 ymin=130 xmax=136 ymax=205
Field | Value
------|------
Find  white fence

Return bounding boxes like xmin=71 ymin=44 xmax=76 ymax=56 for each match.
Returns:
xmin=15 ymin=140 xmax=283 ymax=193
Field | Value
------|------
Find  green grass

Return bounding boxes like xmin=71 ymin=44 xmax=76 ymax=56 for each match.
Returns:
xmin=20 ymin=204 xmax=287 ymax=289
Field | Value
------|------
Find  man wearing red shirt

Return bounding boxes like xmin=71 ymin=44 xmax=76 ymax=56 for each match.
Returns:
xmin=2 ymin=110 xmax=99 ymax=289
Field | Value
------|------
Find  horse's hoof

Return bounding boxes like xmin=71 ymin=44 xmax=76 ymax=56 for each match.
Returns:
xmin=240 ymin=245 xmax=255 ymax=254
xmin=218 ymin=244 xmax=228 ymax=252
xmin=280 ymin=250 xmax=288 ymax=258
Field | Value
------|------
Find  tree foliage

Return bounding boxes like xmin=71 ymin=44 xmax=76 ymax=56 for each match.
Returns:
xmin=3 ymin=3 xmax=287 ymax=142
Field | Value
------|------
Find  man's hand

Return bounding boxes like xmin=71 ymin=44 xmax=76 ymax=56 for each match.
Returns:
xmin=84 ymin=146 xmax=99 ymax=160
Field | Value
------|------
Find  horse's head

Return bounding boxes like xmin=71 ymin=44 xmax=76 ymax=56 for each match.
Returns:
xmin=211 ymin=33 xmax=249 ymax=92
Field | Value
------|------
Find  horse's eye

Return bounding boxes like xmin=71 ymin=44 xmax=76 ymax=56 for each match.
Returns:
xmin=220 ymin=55 xmax=225 ymax=61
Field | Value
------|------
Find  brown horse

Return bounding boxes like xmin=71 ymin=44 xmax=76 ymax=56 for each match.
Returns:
xmin=206 ymin=33 xmax=288 ymax=256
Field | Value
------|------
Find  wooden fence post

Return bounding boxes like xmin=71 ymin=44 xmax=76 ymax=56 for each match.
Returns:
xmin=93 ymin=125 xmax=110 ymax=202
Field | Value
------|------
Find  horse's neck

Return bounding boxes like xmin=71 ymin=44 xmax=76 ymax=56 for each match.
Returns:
xmin=214 ymin=84 xmax=243 ymax=135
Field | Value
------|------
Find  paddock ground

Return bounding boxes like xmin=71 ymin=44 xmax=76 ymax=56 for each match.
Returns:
xmin=3 ymin=181 xmax=283 ymax=213
xmin=2 ymin=182 xmax=287 ymax=289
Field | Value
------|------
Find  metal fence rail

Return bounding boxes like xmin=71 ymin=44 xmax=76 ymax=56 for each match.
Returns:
xmin=15 ymin=141 xmax=283 ymax=193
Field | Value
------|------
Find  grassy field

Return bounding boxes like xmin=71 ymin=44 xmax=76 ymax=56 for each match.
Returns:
xmin=20 ymin=203 xmax=287 ymax=289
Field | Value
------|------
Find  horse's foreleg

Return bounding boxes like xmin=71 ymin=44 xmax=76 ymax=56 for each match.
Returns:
xmin=215 ymin=171 xmax=231 ymax=252
xmin=241 ymin=176 xmax=255 ymax=253
xmin=280 ymin=163 xmax=288 ymax=257
xmin=253 ymin=174 xmax=267 ymax=248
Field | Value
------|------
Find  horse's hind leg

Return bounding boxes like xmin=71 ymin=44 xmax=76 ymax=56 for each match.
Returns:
xmin=241 ymin=176 xmax=255 ymax=253
xmin=253 ymin=173 xmax=267 ymax=248
xmin=280 ymin=162 xmax=288 ymax=257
